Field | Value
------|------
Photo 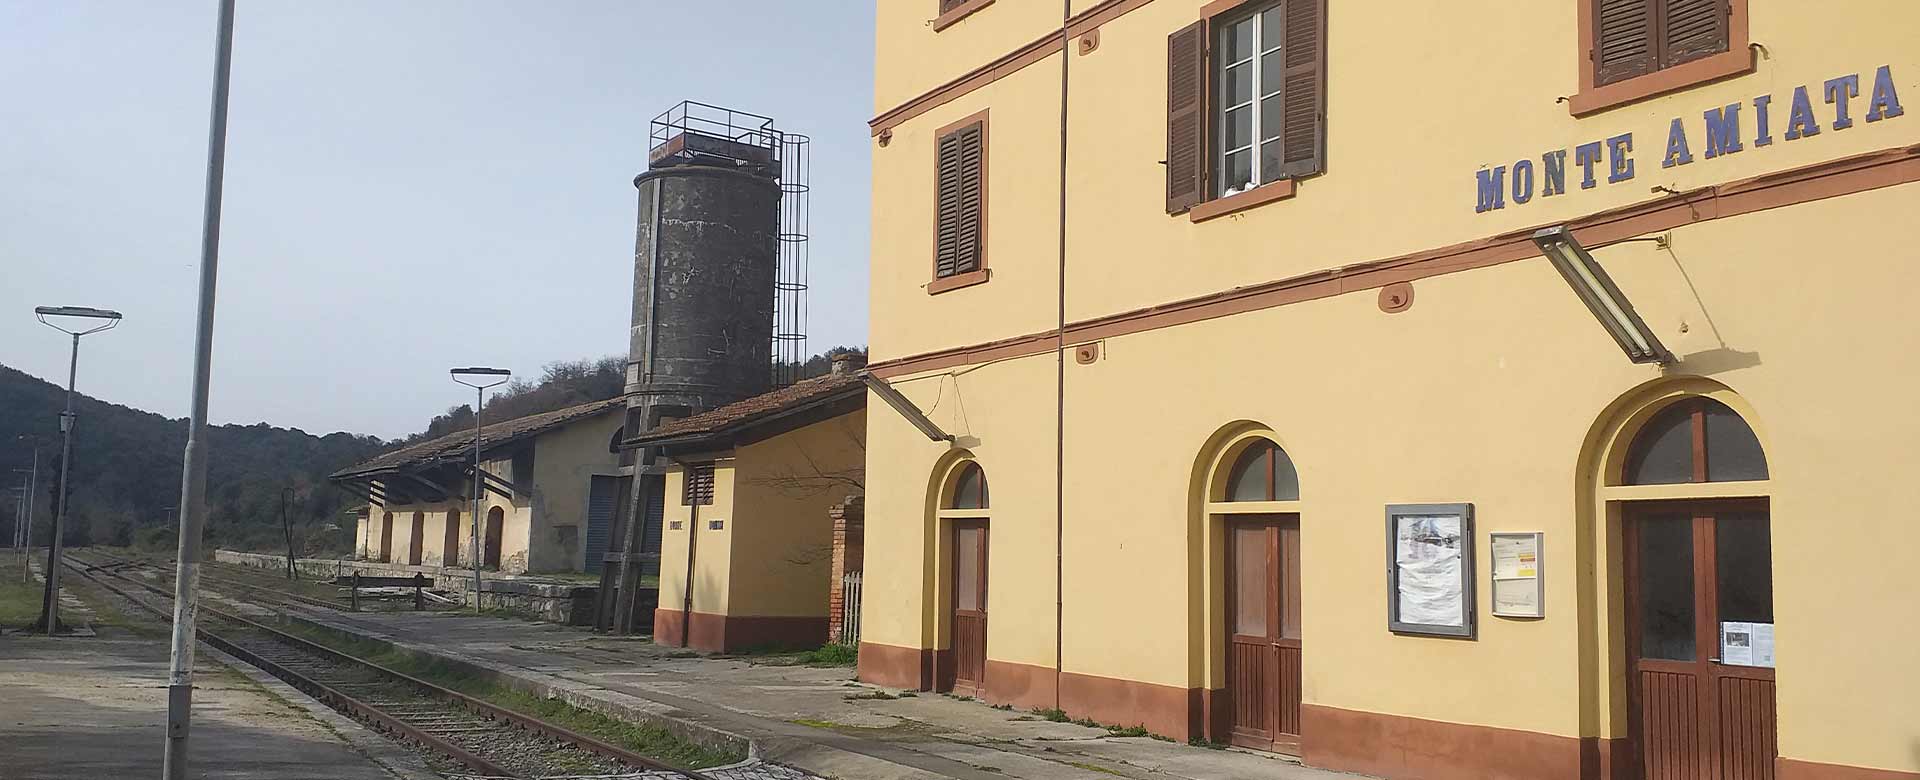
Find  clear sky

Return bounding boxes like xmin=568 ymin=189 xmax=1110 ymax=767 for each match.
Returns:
xmin=0 ymin=1 xmax=874 ymax=440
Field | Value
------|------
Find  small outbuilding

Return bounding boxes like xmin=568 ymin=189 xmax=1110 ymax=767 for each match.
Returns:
xmin=633 ymin=366 xmax=866 ymax=652
xmin=329 ymin=397 xmax=631 ymax=575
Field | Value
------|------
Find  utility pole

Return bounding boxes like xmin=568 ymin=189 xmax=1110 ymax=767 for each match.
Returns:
xmin=162 ymin=0 xmax=234 ymax=776
xmin=280 ymin=487 xmax=296 ymax=579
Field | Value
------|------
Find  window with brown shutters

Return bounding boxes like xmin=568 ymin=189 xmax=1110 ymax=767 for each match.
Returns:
xmin=930 ymin=111 xmax=988 ymax=293
xmin=1574 ymin=0 xmax=1748 ymax=115
xmin=1165 ymin=0 xmax=1325 ymax=218
xmin=1593 ymin=0 xmax=1731 ymax=88
xmin=682 ymin=465 xmax=714 ymax=506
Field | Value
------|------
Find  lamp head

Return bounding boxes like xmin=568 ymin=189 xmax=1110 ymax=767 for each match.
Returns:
xmin=35 ymin=306 xmax=123 ymax=336
xmin=1531 ymin=227 xmax=1673 ymax=365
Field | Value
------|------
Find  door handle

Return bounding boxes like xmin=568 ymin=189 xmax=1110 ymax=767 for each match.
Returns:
xmin=1709 ymin=657 xmax=1722 ymax=664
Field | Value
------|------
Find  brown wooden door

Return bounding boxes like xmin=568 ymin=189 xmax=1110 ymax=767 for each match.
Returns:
xmin=409 ymin=512 xmax=425 ymax=565
xmin=483 ymin=508 xmax=505 ymax=570
xmin=950 ymin=520 xmax=988 ymax=696
xmin=444 ymin=509 xmax=461 ymax=567
xmin=1625 ymin=501 xmax=1776 ymax=780
xmin=379 ymin=513 xmax=393 ymax=562
xmin=1226 ymin=515 xmax=1302 ymax=754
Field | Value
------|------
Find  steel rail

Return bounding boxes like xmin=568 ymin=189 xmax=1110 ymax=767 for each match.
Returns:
xmin=65 ymin=553 xmax=719 ymax=780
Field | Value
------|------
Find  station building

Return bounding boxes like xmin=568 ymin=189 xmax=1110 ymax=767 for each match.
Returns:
xmin=856 ymin=1 xmax=1919 ymax=778
xmin=636 ymin=366 xmax=867 ymax=652
xmin=331 ymin=397 xmax=631 ymax=575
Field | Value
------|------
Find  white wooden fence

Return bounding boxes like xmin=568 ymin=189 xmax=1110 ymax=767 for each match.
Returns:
xmin=838 ymin=571 xmax=863 ymax=646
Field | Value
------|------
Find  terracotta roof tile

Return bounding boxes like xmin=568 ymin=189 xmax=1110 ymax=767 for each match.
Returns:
xmin=632 ymin=372 xmax=863 ymax=445
xmin=330 ymin=396 xmax=624 ymax=480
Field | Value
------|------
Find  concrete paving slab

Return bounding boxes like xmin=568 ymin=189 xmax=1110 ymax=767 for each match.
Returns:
xmin=0 ymin=634 xmax=416 ymax=780
xmin=291 ymin=608 xmax=1380 ymax=780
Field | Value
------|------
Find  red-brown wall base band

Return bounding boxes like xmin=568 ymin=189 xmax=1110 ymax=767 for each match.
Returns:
xmin=856 ymin=642 xmax=1920 ymax=780
xmin=652 ymin=609 xmax=825 ymax=654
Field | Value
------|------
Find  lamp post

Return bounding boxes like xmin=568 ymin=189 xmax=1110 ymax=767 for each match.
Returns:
xmin=1530 ymin=226 xmax=1675 ymax=365
xmin=280 ymin=487 xmax=297 ymax=580
xmin=28 ymin=306 xmax=123 ymax=635
xmin=451 ymin=367 xmax=510 ymax=613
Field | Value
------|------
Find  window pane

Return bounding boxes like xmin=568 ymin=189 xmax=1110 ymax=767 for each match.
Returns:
xmin=955 ymin=526 xmax=981 ymax=611
xmin=1260 ymin=94 xmax=1285 ymax=141
xmin=1232 ymin=525 xmax=1269 ymax=636
xmin=1223 ymin=150 xmax=1253 ymax=193
xmin=1261 ymin=6 xmax=1285 ymax=52
xmin=1271 ymin=444 xmax=1299 ymax=501
xmin=1220 ymin=62 xmax=1252 ymax=108
xmin=1704 ymin=401 xmax=1768 ymax=482
xmin=1224 ymin=105 xmax=1252 ymax=150
xmin=1626 ymin=403 xmax=1695 ymax=485
xmin=1226 ymin=444 xmax=1269 ymax=501
xmin=1220 ymin=17 xmax=1254 ymax=64
xmin=1715 ymin=512 xmax=1772 ymax=624
xmin=1258 ymin=141 xmax=1284 ymax=185
xmin=1637 ymin=515 xmax=1696 ymax=661
xmin=950 ymin=463 xmax=986 ymax=509
xmin=1260 ymin=49 xmax=1284 ymax=99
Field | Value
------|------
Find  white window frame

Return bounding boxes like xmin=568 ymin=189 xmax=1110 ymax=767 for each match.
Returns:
xmin=1214 ymin=4 xmax=1286 ymax=197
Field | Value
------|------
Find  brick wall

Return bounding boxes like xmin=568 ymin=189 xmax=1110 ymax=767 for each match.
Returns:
xmin=826 ymin=496 xmax=864 ymax=644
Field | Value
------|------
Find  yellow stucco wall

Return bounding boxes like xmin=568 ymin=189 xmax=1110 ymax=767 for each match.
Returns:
xmin=528 ymin=410 xmax=625 ymax=572
xmin=867 ymin=0 xmax=1920 ymax=773
xmin=656 ymin=411 xmax=868 ymax=622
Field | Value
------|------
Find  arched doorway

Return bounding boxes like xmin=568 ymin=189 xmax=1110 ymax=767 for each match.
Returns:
xmin=378 ymin=512 xmax=394 ymax=563
xmin=483 ymin=506 xmax=505 ymax=571
xmin=1205 ymin=435 xmax=1303 ymax=755
xmin=1616 ymin=395 xmax=1773 ymax=779
xmin=444 ymin=508 xmax=461 ymax=567
xmin=409 ymin=511 xmax=426 ymax=565
xmin=937 ymin=460 xmax=989 ymax=696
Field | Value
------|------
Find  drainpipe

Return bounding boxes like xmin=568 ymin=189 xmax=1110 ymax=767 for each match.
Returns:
xmin=679 ymin=465 xmax=700 ymax=649
xmin=1053 ymin=0 xmax=1071 ymax=711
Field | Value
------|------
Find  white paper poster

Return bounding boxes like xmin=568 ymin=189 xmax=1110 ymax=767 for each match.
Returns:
xmin=1490 ymin=533 xmax=1543 ymax=617
xmin=1720 ymin=622 xmax=1755 ymax=666
xmin=1752 ymin=623 xmax=1775 ymax=668
xmin=1395 ymin=515 xmax=1464 ymax=627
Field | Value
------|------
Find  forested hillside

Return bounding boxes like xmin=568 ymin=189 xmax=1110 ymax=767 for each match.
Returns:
xmin=0 ymin=364 xmax=383 ymax=554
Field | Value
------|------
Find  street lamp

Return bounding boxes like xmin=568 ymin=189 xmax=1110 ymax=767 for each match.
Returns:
xmin=28 ymin=305 xmax=122 ymax=635
xmin=451 ymin=366 xmax=510 ymax=613
xmin=1531 ymin=226 xmax=1674 ymax=365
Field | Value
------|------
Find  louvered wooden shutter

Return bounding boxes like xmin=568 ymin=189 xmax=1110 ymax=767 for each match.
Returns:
xmin=940 ymin=0 xmax=967 ymax=12
xmin=934 ymin=122 xmax=985 ymax=278
xmin=682 ymin=466 xmax=714 ymax=506
xmin=1278 ymin=0 xmax=1326 ymax=178
xmin=1165 ymin=21 xmax=1207 ymax=214
xmin=1660 ymin=0 xmax=1729 ymax=67
xmin=1593 ymin=0 xmax=1655 ymax=86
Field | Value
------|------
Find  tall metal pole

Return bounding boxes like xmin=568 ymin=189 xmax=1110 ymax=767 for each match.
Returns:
xmin=471 ymin=385 xmax=484 ymax=612
xmin=280 ymin=487 xmax=295 ymax=579
xmin=31 ymin=333 xmax=83 ymax=634
xmin=162 ymin=0 xmax=234 ymax=776
xmin=21 ymin=451 xmax=36 ymax=582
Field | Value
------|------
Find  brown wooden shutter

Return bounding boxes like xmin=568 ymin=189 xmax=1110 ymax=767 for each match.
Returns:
xmin=934 ymin=121 xmax=984 ymax=278
xmin=940 ymin=0 xmax=967 ymax=12
xmin=1593 ymin=0 xmax=1655 ymax=86
xmin=1165 ymin=20 xmax=1207 ymax=214
xmin=1659 ymin=0 xmax=1729 ymax=67
xmin=1278 ymin=0 xmax=1326 ymax=178
xmin=683 ymin=466 xmax=714 ymax=506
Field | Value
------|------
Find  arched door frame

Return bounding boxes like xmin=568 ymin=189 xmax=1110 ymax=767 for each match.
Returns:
xmin=1575 ymin=377 xmax=1773 ymax=763
xmin=926 ymin=453 xmax=989 ymax=693
xmin=1188 ymin=422 xmax=1305 ymax=746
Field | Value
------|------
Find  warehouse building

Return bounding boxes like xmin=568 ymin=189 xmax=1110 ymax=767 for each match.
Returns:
xmin=856 ymin=1 xmax=1917 ymax=779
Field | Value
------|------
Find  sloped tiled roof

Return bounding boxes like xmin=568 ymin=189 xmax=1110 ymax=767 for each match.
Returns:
xmin=330 ymin=396 xmax=624 ymax=481
xmin=631 ymin=372 xmax=863 ymax=447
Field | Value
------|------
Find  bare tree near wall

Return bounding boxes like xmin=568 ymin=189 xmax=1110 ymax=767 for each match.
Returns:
xmin=737 ymin=418 xmax=864 ymax=569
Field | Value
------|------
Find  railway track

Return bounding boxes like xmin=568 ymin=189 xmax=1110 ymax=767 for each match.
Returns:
xmin=64 ymin=551 xmax=735 ymax=780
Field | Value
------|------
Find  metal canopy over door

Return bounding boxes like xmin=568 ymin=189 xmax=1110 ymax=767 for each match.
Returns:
xmin=950 ymin=520 xmax=989 ymax=697
xmin=1226 ymin=515 xmax=1302 ymax=754
xmin=1625 ymin=500 xmax=1777 ymax=779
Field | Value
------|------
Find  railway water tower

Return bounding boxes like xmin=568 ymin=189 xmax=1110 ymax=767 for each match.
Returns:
xmin=598 ymin=102 xmax=811 ymax=632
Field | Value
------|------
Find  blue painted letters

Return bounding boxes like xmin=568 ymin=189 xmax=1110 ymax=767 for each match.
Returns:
xmin=1512 ymin=159 xmax=1535 ymax=204
xmin=1541 ymin=150 xmax=1568 ymax=197
xmin=1703 ymin=103 xmax=1743 ymax=159
xmin=1867 ymin=64 xmax=1905 ymax=122
xmin=1574 ymin=141 xmax=1603 ymax=190
xmin=1662 ymin=118 xmax=1694 ymax=168
xmin=1753 ymin=94 xmax=1774 ymax=146
xmin=1606 ymin=134 xmax=1635 ymax=183
xmin=1825 ymin=74 xmax=1860 ymax=130
xmin=1476 ymin=166 xmax=1506 ymax=212
xmin=1785 ymin=85 xmax=1820 ymax=140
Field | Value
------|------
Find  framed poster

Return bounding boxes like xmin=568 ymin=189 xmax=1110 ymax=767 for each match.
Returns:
xmin=1490 ymin=532 xmax=1544 ymax=618
xmin=1386 ymin=503 xmax=1476 ymax=638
